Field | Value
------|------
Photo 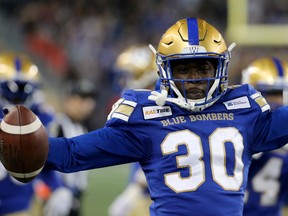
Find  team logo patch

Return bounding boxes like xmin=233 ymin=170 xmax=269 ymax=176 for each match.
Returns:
xmin=143 ymin=106 xmax=172 ymax=120
xmin=223 ymin=96 xmax=251 ymax=110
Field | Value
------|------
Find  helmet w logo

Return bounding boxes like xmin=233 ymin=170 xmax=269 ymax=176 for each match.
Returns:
xmin=189 ymin=46 xmax=199 ymax=54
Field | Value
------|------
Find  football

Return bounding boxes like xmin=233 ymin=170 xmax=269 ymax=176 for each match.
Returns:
xmin=0 ymin=105 xmax=48 ymax=183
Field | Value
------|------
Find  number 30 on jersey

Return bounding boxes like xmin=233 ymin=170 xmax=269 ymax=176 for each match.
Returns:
xmin=161 ymin=128 xmax=244 ymax=193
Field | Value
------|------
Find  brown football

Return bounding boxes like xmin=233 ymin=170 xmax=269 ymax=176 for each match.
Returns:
xmin=0 ymin=105 xmax=48 ymax=183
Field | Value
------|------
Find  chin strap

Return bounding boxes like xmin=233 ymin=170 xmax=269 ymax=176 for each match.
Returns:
xmin=148 ymin=89 xmax=195 ymax=111
xmin=148 ymin=88 xmax=188 ymax=108
xmin=148 ymin=44 xmax=169 ymax=107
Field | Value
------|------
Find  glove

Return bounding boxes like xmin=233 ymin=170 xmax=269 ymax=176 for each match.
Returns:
xmin=108 ymin=183 xmax=143 ymax=216
xmin=43 ymin=187 xmax=73 ymax=216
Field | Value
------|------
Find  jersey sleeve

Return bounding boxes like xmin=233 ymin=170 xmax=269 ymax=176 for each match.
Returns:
xmin=46 ymin=91 xmax=152 ymax=173
xmin=252 ymin=106 xmax=288 ymax=153
xmin=246 ymin=84 xmax=288 ymax=153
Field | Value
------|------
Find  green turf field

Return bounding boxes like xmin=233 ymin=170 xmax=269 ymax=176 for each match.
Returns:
xmin=82 ymin=164 xmax=130 ymax=216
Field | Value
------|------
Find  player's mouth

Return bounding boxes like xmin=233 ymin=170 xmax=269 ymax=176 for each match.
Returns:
xmin=186 ymin=88 xmax=206 ymax=99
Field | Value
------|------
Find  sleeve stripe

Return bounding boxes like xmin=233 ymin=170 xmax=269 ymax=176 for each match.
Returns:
xmin=250 ymin=92 xmax=261 ymax=99
xmin=111 ymin=113 xmax=129 ymax=122
xmin=108 ymin=99 xmax=137 ymax=122
xmin=255 ymin=97 xmax=267 ymax=107
xmin=115 ymin=104 xmax=134 ymax=116
xmin=261 ymin=104 xmax=270 ymax=113
xmin=123 ymin=100 xmax=137 ymax=107
xmin=250 ymin=92 xmax=270 ymax=113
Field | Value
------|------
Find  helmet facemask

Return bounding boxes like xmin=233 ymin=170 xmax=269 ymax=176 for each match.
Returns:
xmin=156 ymin=52 xmax=230 ymax=111
xmin=0 ymin=52 xmax=41 ymax=108
xmin=0 ymin=80 xmax=38 ymax=107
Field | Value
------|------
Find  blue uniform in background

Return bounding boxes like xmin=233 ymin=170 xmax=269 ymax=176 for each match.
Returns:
xmin=46 ymin=84 xmax=288 ymax=216
xmin=0 ymin=103 xmax=64 ymax=214
xmin=243 ymin=149 xmax=288 ymax=216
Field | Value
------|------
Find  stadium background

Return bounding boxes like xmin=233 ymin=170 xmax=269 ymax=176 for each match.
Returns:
xmin=0 ymin=0 xmax=288 ymax=215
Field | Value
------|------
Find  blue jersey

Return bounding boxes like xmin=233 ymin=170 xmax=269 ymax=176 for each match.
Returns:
xmin=47 ymin=84 xmax=288 ymax=216
xmin=243 ymin=148 xmax=288 ymax=216
xmin=0 ymin=103 xmax=63 ymax=214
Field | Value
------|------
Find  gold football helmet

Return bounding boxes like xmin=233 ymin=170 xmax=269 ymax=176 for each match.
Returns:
xmin=0 ymin=52 xmax=41 ymax=106
xmin=113 ymin=44 xmax=158 ymax=92
xmin=150 ymin=18 xmax=235 ymax=111
xmin=242 ymin=57 xmax=288 ymax=106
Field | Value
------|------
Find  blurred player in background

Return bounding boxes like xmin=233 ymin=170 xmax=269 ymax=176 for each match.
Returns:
xmin=241 ymin=57 xmax=288 ymax=216
xmin=107 ymin=44 xmax=159 ymax=109
xmin=108 ymin=44 xmax=158 ymax=216
xmin=52 ymin=78 xmax=97 ymax=216
xmin=0 ymin=52 xmax=73 ymax=216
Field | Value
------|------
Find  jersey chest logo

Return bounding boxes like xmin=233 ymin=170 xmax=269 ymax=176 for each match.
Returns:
xmin=143 ymin=106 xmax=172 ymax=120
xmin=223 ymin=96 xmax=251 ymax=110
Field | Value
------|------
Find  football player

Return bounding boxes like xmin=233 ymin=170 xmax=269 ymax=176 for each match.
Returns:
xmin=0 ymin=52 xmax=73 ymax=216
xmin=242 ymin=57 xmax=288 ymax=216
xmin=108 ymin=45 xmax=158 ymax=216
xmin=8 ymin=18 xmax=288 ymax=216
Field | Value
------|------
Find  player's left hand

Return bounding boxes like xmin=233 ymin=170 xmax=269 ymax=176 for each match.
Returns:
xmin=43 ymin=187 xmax=73 ymax=216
